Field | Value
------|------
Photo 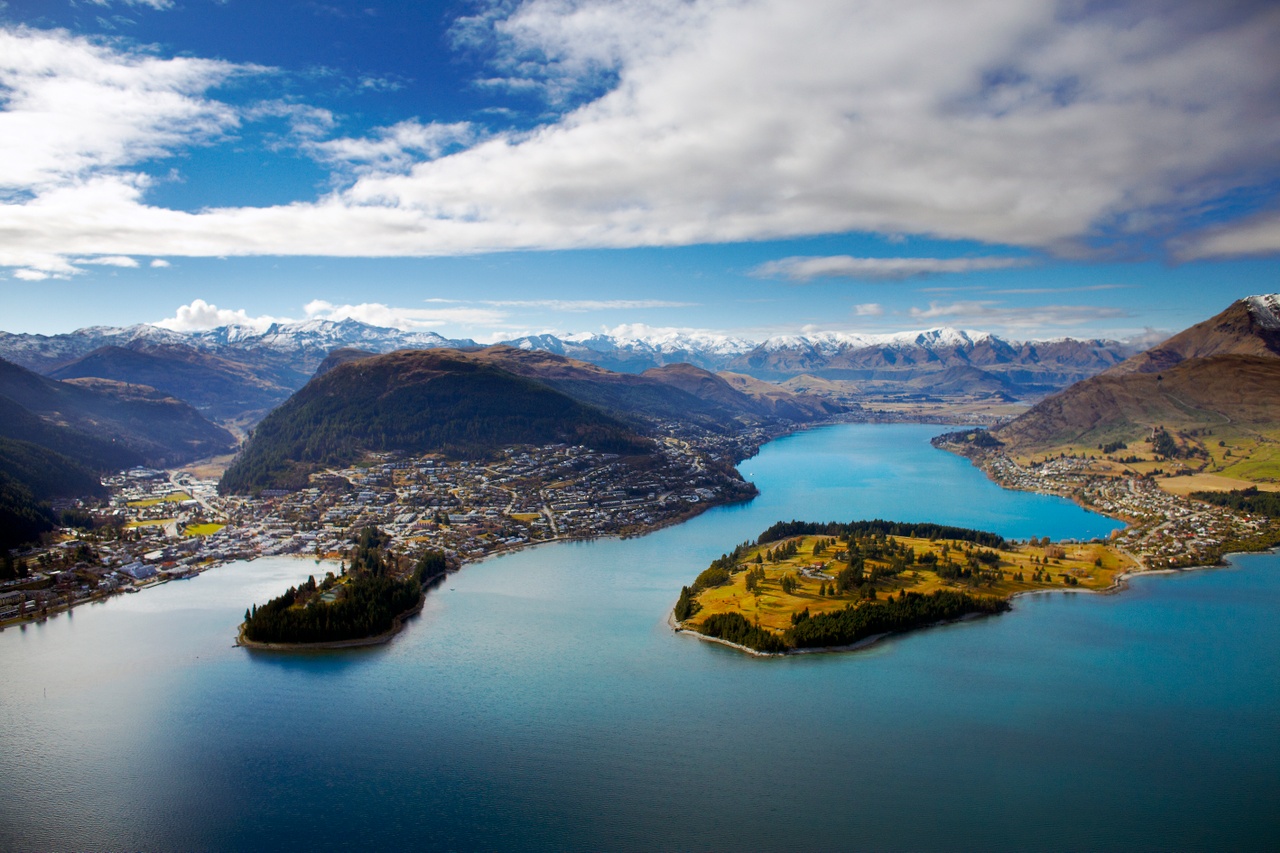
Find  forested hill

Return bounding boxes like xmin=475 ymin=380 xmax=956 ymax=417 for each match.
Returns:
xmin=0 ymin=356 xmax=235 ymax=467
xmin=219 ymin=349 xmax=653 ymax=494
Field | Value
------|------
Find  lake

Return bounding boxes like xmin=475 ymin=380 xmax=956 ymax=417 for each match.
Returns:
xmin=1 ymin=424 xmax=1277 ymax=851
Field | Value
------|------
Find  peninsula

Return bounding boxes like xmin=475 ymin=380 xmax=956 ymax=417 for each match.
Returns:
xmin=673 ymin=519 xmax=1139 ymax=655
xmin=237 ymin=527 xmax=448 ymax=649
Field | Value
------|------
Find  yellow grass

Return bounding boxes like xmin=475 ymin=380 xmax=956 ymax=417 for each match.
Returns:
xmin=183 ymin=523 xmax=225 ymax=537
xmin=510 ymin=512 xmax=542 ymax=522
xmin=175 ymin=454 xmax=237 ymax=479
xmin=127 ymin=492 xmax=192 ymax=507
xmin=1158 ymin=473 xmax=1280 ymax=497
xmin=125 ymin=518 xmax=174 ymax=529
xmin=685 ymin=534 xmax=1139 ymax=634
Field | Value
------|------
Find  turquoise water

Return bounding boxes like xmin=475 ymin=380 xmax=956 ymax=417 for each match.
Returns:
xmin=1 ymin=424 xmax=1277 ymax=851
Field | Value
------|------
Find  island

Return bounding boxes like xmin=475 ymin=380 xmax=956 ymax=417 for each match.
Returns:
xmin=672 ymin=520 xmax=1140 ymax=655
xmin=237 ymin=527 xmax=449 ymax=649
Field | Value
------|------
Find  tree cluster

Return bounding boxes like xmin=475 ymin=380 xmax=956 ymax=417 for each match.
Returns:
xmin=1191 ymin=486 xmax=1280 ymax=518
xmin=785 ymin=590 xmax=1008 ymax=649
xmin=241 ymin=527 xmax=448 ymax=644
xmin=697 ymin=612 xmax=788 ymax=653
xmin=757 ymin=519 xmax=1005 ymax=550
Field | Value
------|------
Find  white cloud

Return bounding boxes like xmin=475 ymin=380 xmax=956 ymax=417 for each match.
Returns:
xmin=308 ymin=120 xmax=473 ymax=174
xmin=989 ymin=284 xmax=1135 ymax=295
xmin=908 ymin=299 xmax=1130 ymax=332
xmin=2 ymin=3 xmax=1280 ymax=270
xmin=1173 ymin=210 xmax=1280 ymax=261
xmin=302 ymin=299 xmax=508 ymax=330
xmin=75 ymin=255 xmax=139 ymax=267
xmin=854 ymin=303 xmax=884 ymax=316
xmin=88 ymin=0 xmax=174 ymax=9
xmin=12 ymin=268 xmax=50 ymax=281
xmin=752 ymin=255 xmax=1030 ymax=282
xmin=154 ymin=299 xmax=285 ymax=332
xmin=150 ymin=258 xmax=170 ymax=267
xmin=483 ymin=298 xmax=695 ymax=311
xmin=0 ymin=26 xmax=245 ymax=193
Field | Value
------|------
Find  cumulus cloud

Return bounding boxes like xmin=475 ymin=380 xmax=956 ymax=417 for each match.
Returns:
xmin=0 ymin=26 xmax=245 ymax=193
xmin=751 ymin=255 xmax=1030 ymax=282
xmin=302 ymin=300 xmax=508 ymax=330
xmin=2 ymin=3 xmax=1280 ymax=271
xmin=854 ymin=303 xmax=884 ymax=316
xmin=307 ymin=120 xmax=474 ymax=174
xmin=75 ymin=255 xmax=139 ymax=267
xmin=150 ymin=258 xmax=170 ymax=267
xmin=154 ymin=299 xmax=285 ymax=332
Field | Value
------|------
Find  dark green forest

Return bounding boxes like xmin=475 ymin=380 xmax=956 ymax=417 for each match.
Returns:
xmin=695 ymin=590 xmax=1008 ymax=653
xmin=756 ymin=519 xmax=1007 ymax=549
xmin=0 ymin=434 xmax=109 ymax=551
xmin=1191 ymin=486 xmax=1280 ymax=518
xmin=0 ymin=469 xmax=57 ymax=552
xmin=697 ymin=612 xmax=789 ymax=653
xmin=241 ymin=528 xmax=449 ymax=644
xmin=783 ymin=590 xmax=1009 ymax=649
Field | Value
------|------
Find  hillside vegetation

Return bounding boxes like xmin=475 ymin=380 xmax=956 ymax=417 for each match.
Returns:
xmin=220 ymin=350 xmax=651 ymax=494
xmin=0 ymin=357 xmax=235 ymax=467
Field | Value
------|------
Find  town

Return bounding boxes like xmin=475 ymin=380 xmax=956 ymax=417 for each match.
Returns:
xmin=973 ymin=453 xmax=1278 ymax=568
xmin=0 ymin=427 xmax=767 ymax=625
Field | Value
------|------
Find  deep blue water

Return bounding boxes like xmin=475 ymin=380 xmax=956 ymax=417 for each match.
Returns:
xmin=1 ymin=424 xmax=1277 ymax=851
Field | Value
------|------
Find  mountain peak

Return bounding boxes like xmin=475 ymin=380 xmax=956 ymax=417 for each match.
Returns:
xmin=1245 ymin=293 xmax=1280 ymax=330
xmin=1109 ymin=295 xmax=1280 ymax=375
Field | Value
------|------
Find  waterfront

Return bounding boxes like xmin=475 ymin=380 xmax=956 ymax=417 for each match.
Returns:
xmin=1 ymin=424 xmax=1277 ymax=851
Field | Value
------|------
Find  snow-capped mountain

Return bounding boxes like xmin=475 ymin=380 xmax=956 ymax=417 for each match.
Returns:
xmin=0 ymin=317 xmax=1141 ymax=427
xmin=188 ymin=318 xmax=472 ymax=354
xmin=1247 ymin=293 xmax=1280 ymax=330
xmin=0 ymin=318 xmax=1137 ymax=380
xmin=0 ymin=319 xmax=476 ymax=373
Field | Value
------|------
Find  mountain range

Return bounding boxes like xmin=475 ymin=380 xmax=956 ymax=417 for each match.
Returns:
xmin=0 ymin=320 xmax=1138 ymax=428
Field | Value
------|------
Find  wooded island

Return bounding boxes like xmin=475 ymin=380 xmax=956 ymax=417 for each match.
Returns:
xmin=674 ymin=519 xmax=1138 ymax=654
xmin=239 ymin=527 xmax=449 ymax=648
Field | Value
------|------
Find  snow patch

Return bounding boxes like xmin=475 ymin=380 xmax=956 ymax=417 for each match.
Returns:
xmin=1245 ymin=294 xmax=1280 ymax=330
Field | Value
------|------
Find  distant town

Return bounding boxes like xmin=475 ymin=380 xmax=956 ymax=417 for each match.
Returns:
xmin=945 ymin=449 xmax=1279 ymax=569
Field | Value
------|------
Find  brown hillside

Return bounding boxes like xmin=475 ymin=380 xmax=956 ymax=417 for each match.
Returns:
xmin=1110 ymin=297 xmax=1280 ymax=375
xmin=993 ymin=354 xmax=1280 ymax=453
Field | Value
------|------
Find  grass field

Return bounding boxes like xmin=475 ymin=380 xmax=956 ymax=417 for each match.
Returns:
xmin=183 ymin=523 xmax=225 ymax=536
xmin=683 ymin=534 xmax=1137 ymax=635
xmin=125 ymin=518 xmax=174 ymax=529
xmin=1012 ymin=425 xmax=1280 ymax=491
xmin=127 ymin=492 xmax=192 ymax=508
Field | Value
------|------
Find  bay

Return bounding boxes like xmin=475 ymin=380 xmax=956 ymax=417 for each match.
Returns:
xmin=1 ymin=424 xmax=1276 ymax=851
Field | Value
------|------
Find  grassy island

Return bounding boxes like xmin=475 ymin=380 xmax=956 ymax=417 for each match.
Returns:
xmin=674 ymin=519 xmax=1138 ymax=654
xmin=239 ymin=527 xmax=449 ymax=648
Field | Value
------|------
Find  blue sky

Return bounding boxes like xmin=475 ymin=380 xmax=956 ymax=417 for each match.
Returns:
xmin=1 ymin=0 xmax=1278 ymax=343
